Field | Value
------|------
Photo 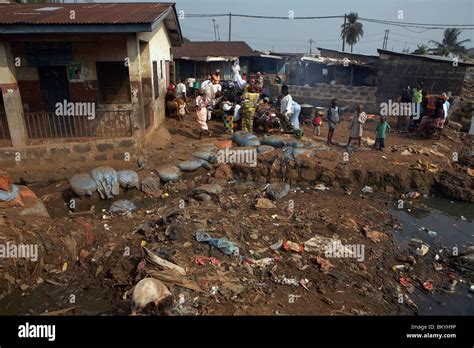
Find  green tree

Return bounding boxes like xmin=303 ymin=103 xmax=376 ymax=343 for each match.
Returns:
xmin=340 ymin=12 xmax=364 ymax=53
xmin=429 ymin=28 xmax=470 ymax=57
xmin=412 ymin=44 xmax=429 ymax=55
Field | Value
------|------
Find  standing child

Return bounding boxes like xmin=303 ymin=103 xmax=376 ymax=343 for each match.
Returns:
xmin=374 ymin=116 xmax=391 ymax=150
xmin=313 ymin=110 xmax=323 ymax=136
xmin=195 ymin=91 xmax=212 ymax=138
xmin=176 ymin=97 xmax=186 ymax=121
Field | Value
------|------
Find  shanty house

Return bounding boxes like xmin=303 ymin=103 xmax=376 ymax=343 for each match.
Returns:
xmin=0 ymin=2 xmax=182 ymax=178
xmin=173 ymin=41 xmax=260 ymax=81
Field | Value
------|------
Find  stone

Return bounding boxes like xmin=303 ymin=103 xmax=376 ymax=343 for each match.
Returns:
xmin=255 ymin=198 xmax=277 ymax=209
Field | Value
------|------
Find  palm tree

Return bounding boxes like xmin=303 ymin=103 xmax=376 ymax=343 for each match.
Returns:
xmin=340 ymin=13 xmax=364 ymax=53
xmin=429 ymin=28 xmax=470 ymax=57
xmin=412 ymin=44 xmax=429 ymax=55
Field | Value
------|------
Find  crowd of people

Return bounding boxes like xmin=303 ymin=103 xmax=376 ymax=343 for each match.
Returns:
xmin=165 ymin=70 xmax=452 ymax=148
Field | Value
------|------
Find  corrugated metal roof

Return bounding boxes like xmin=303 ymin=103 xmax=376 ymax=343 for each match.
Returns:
xmin=174 ymin=41 xmax=258 ymax=59
xmin=0 ymin=3 xmax=173 ymax=25
xmin=378 ymin=49 xmax=474 ymax=66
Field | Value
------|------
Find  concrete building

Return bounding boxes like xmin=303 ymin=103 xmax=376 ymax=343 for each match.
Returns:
xmin=0 ymin=2 xmax=182 ymax=179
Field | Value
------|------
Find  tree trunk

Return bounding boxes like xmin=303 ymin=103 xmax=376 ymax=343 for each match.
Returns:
xmin=351 ymin=44 xmax=353 ymax=53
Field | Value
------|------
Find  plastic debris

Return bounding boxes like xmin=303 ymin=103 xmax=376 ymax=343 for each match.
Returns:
xmin=156 ymin=165 xmax=181 ymax=182
xmin=177 ymin=159 xmax=212 ymax=172
xmin=141 ymin=176 xmax=162 ymax=197
xmin=314 ymin=256 xmax=334 ymax=273
xmin=283 ymin=241 xmax=304 ymax=253
xmin=270 ymin=239 xmax=284 ymax=250
xmin=69 ymin=174 xmax=98 ymax=197
xmin=261 ymin=135 xmax=287 ymax=148
xmin=399 ymin=277 xmax=411 ymax=287
xmin=195 ymin=256 xmax=221 ymax=266
xmin=90 ymin=166 xmax=120 ymax=200
xmin=210 ymin=286 xmax=219 ymax=295
xmin=405 ymin=192 xmax=420 ymax=199
xmin=195 ymin=231 xmax=239 ymax=256
xmin=416 ymin=244 xmax=430 ymax=257
xmin=315 ymin=183 xmax=329 ymax=191
xmin=427 ymin=230 xmax=437 ymax=237
xmin=142 ymin=246 xmax=187 ymax=275
xmin=422 ymin=281 xmax=434 ymax=292
xmin=268 ymin=271 xmax=298 ymax=286
xmin=469 ymin=285 xmax=474 ymax=293
xmin=117 ymin=170 xmax=140 ymax=189
xmin=109 ymin=199 xmax=137 ymax=213
xmin=361 ymin=186 xmax=373 ymax=194
xmin=253 ymin=257 xmax=274 ymax=268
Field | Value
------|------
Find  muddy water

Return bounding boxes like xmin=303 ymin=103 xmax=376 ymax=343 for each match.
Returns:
xmin=390 ymin=197 xmax=474 ymax=315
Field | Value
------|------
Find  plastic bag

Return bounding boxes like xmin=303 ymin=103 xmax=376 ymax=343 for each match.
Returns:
xmin=257 ymin=145 xmax=275 ymax=154
xmin=196 ymin=231 xmax=239 ymax=256
xmin=261 ymin=135 xmax=287 ymax=148
xmin=90 ymin=167 xmax=120 ymax=199
xmin=117 ymin=170 xmax=140 ymax=189
xmin=266 ymin=182 xmax=290 ymax=200
xmin=283 ymin=147 xmax=313 ymax=161
xmin=193 ymin=184 xmax=223 ymax=196
xmin=69 ymin=174 xmax=98 ymax=197
xmin=232 ymin=131 xmax=257 ymax=147
xmin=156 ymin=165 xmax=181 ymax=182
xmin=177 ymin=159 xmax=211 ymax=172
xmin=286 ymin=140 xmax=304 ymax=148
xmin=192 ymin=146 xmax=217 ymax=162
xmin=243 ymin=138 xmax=261 ymax=147
xmin=109 ymin=199 xmax=137 ymax=213
xmin=0 ymin=184 xmax=20 ymax=202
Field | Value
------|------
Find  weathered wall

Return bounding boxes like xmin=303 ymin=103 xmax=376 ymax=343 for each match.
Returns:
xmin=281 ymin=84 xmax=378 ymax=113
xmin=0 ymin=137 xmax=139 ymax=182
xmin=11 ymin=37 xmax=131 ymax=112
xmin=139 ymin=22 xmax=172 ymax=138
xmin=377 ymin=53 xmax=468 ymax=105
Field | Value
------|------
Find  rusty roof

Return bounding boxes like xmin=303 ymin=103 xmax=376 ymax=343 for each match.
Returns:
xmin=174 ymin=41 xmax=258 ymax=59
xmin=0 ymin=3 xmax=173 ymax=25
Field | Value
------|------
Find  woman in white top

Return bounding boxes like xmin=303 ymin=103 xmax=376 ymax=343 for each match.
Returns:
xmin=231 ymin=59 xmax=246 ymax=90
xmin=346 ymin=104 xmax=367 ymax=147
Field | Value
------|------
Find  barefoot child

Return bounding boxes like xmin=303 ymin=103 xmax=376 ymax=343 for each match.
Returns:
xmin=374 ymin=116 xmax=390 ymax=151
xmin=313 ymin=110 xmax=323 ymax=136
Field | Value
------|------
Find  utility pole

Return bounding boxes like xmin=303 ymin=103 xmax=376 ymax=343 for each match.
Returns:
xmin=342 ymin=13 xmax=347 ymax=52
xmin=309 ymin=39 xmax=314 ymax=55
xmin=228 ymin=12 xmax=232 ymax=42
xmin=382 ymin=30 xmax=389 ymax=50
xmin=216 ymin=24 xmax=221 ymax=42
xmin=212 ymin=19 xmax=217 ymax=41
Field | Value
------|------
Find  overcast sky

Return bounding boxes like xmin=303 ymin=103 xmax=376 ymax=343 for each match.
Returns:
xmin=76 ymin=0 xmax=473 ymax=55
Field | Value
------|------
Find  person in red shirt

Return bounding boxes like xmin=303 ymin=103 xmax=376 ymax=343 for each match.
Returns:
xmin=313 ymin=110 xmax=323 ymax=136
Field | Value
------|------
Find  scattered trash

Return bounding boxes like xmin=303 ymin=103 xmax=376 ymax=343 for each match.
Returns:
xmin=210 ymin=286 xmax=219 ymax=295
xmin=195 ymin=231 xmax=239 ymax=256
xmin=156 ymin=165 xmax=181 ymax=182
xmin=361 ymin=186 xmax=373 ymax=194
xmin=461 ymin=216 xmax=467 ymax=221
xmin=362 ymin=227 xmax=387 ymax=243
xmin=131 ymin=278 xmax=172 ymax=315
xmin=422 ymin=281 xmax=434 ymax=292
xmin=268 ymin=271 xmax=298 ymax=286
xmin=69 ymin=174 xmax=98 ymax=197
xmin=142 ymin=246 xmax=187 ymax=275
xmin=414 ymin=243 xmax=430 ymax=257
xmin=254 ymin=198 xmax=277 ymax=209
xmin=401 ymin=149 xmax=411 ymax=156
xmin=315 ymin=183 xmax=329 ymax=191
xmin=109 ymin=199 xmax=136 ymax=214
xmin=161 ymin=192 xmax=169 ymax=199
xmin=253 ymin=257 xmax=274 ymax=268
xmin=222 ymin=282 xmax=245 ymax=295
xmin=195 ymin=256 xmax=221 ymax=266
xmin=117 ymin=170 xmax=140 ymax=189
xmin=0 ymin=184 xmax=23 ymax=207
xmin=427 ymin=230 xmax=437 ymax=237
xmin=299 ymin=278 xmax=310 ymax=291
xmin=392 ymin=264 xmax=410 ymax=271
xmin=433 ymin=262 xmax=443 ymax=271
xmin=469 ymin=285 xmax=474 ymax=293
xmin=399 ymin=277 xmax=410 ymax=287
xmin=283 ymin=240 xmax=304 ymax=253
xmin=270 ymin=239 xmax=284 ymax=250
xmin=266 ymin=182 xmax=290 ymax=200
xmin=405 ymin=192 xmax=420 ymax=199
xmin=314 ymin=256 xmax=334 ymax=273
xmin=304 ymin=234 xmax=353 ymax=257
xmin=90 ymin=166 xmax=120 ymax=199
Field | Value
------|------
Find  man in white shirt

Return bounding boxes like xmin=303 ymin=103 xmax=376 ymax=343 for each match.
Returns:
xmin=186 ymin=75 xmax=196 ymax=96
xmin=176 ymin=79 xmax=187 ymax=99
xmin=280 ymin=85 xmax=293 ymax=127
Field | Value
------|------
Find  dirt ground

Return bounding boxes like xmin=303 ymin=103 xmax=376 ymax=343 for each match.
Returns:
xmin=0 ymin=109 xmax=472 ymax=316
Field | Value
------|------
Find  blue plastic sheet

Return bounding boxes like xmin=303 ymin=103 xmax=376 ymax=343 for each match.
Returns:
xmin=196 ymin=231 xmax=239 ymax=256
xmin=232 ymin=131 xmax=257 ymax=147
xmin=261 ymin=135 xmax=287 ymax=148
xmin=177 ymin=159 xmax=211 ymax=172
xmin=109 ymin=199 xmax=137 ymax=213
xmin=0 ymin=184 xmax=19 ymax=202
xmin=90 ymin=167 xmax=120 ymax=199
